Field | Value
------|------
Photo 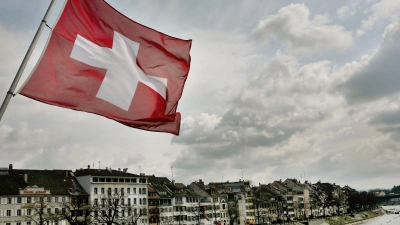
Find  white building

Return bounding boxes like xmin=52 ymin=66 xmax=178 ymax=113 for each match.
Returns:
xmin=73 ymin=166 xmax=149 ymax=225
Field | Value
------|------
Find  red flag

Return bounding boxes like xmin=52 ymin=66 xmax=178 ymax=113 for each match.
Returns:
xmin=20 ymin=0 xmax=191 ymax=135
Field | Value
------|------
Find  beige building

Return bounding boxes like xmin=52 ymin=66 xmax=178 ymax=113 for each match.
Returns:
xmin=0 ymin=164 xmax=88 ymax=225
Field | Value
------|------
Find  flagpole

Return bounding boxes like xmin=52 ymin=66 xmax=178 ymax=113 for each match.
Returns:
xmin=0 ymin=0 xmax=57 ymax=121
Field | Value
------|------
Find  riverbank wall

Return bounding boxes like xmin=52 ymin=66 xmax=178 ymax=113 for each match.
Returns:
xmin=305 ymin=208 xmax=387 ymax=225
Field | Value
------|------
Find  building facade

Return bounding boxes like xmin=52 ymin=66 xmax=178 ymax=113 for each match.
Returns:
xmin=0 ymin=165 xmax=88 ymax=225
xmin=74 ymin=166 xmax=149 ymax=225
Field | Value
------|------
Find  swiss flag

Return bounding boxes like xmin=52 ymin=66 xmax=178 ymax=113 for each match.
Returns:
xmin=20 ymin=0 xmax=191 ymax=135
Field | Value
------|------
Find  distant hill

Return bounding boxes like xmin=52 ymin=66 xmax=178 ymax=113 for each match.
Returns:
xmin=368 ymin=185 xmax=400 ymax=195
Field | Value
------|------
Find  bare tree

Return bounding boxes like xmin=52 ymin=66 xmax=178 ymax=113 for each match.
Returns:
xmin=24 ymin=196 xmax=59 ymax=225
xmin=92 ymin=191 xmax=126 ymax=225
xmin=228 ymin=200 xmax=239 ymax=225
xmin=57 ymin=195 xmax=92 ymax=225
xmin=129 ymin=207 xmax=146 ymax=225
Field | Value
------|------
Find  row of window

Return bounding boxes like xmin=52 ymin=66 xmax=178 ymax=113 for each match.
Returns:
xmin=157 ymin=205 xmax=226 ymax=213
xmin=92 ymin=220 xmax=147 ymax=225
xmin=92 ymin=177 xmax=146 ymax=183
xmin=0 ymin=196 xmax=67 ymax=204
xmin=93 ymin=208 xmax=147 ymax=218
xmin=174 ymin=197 xmax=223 ymax=204
xmin=2 ymin=222 xmax=59 ymax=225
xmin=0 ymin=207 xmax=65 ymax=217
xmin=160 ymin=215 xmax=227 ymax=222
xmin=93 ymin=197 xmax=147 ymax=206
xmin=93 ymin=187 xmax=146 ymax=195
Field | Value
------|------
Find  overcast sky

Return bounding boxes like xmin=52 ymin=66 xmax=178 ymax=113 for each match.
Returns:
xmin=1 ymin=0 xmax=400 ymax=190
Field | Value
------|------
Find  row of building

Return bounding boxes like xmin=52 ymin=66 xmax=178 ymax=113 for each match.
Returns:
xmin=0 ymin=164 xmax=359 ymax=225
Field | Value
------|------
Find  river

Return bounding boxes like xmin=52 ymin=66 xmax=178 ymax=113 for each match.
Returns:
xmin=356 ymin=206 xmax=400 ymax=225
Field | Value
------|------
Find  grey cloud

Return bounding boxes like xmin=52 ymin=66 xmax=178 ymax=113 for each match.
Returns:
xmin=339 ymin=22 xmax=400 ymax=104
xmin=370 ymin=108 xmax=400 ymax=140
xmin=370 ymin=108 xmax=400 ymax=126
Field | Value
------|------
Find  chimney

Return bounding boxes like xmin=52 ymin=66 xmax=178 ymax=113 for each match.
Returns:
xmin=24 ymin=174 xmax=28 ymax=183
xmin=88 ymin=165 xmax=90 ymax=170
xmin=9 ymin=164 xmax=13 ymax=170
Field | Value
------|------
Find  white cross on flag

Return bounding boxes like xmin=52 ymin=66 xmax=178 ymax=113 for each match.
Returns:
xmin=20 ymin=0 xmax=192 ymax=135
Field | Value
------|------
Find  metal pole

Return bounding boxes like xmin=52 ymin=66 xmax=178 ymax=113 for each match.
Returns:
xmin=0 ymin=0 xmax=58 ymax=120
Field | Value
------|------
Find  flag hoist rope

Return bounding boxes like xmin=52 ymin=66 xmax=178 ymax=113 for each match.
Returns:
xmin=0 ymin=0 xmax=57 ymax=120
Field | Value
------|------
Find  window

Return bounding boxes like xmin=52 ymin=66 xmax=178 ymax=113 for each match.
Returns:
xmin=7 ymin=210 xmax=11 ymax=216
xmin=8 ymin=197 xmax=12 ymax=204
xmin=94 ymin=188 xmax=98 ymax=194
xmin=55 ymin=208 xmax=59 ymax=214
xmin=139 ymin=188 xmax=141 ymax=194
xmin=27 ymin=209 xmax=32 ymax=215
xmin=6 ymin=223 xmax=11 ymax=225
xmin=47 ymin=208 xmax=51 ymax=214
xmin=139 ymin=198 xmax=142 ymax=205
xmin=133 ymin=188 xmax=136 ymax=194
xmin=17 ymin=197 xmax=21 ymax=203
xmin=101 ymin=188 xmax=105 ymax=194
xmin=127 ymin=188 xmax=130 ymax=194
xmin=94 ymin=198 xmax=98 ymax=205
xmin=128 ymin=198 xmax=131 ymax=206
xmin=94 ymin=210 xmax=99 ymax=218
xmin=93 ymin=177 xmax=99 ymax=182
xmin=121 ymin=188 xmax=124 ymax=196
xmin=62 ymin=197 xmax=66 ymax=202
xmin=55 ymin=221 xmax=58 ymax=225
xmin=121 ymin=199 xmax=125 ymax=205
xmin=47 ymin=197 xmax=51 ymax=202
xmin=17 ymin=209 xmax=21 ymax=215
xmin=62 ymin=208 xmax=66 ymax=214
xmin=134 ymin=198 xmax=137 ymax=205
xmin=114 ymin=188 xmax=118 ymax=194
xmin=108 ymin=188 xmax=111 ymax=195
xmin=55 ymin=197 xmax=59 ymax=202
xmin=17 ymin=223 xmax=21 ymax=225
xmin=27 ymin=222 xmax=31 ymax=225
xmin=143 ymin=198 xmax=147 ymax=205
xmin=142 ymin=188 xmax=146 ymax=195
